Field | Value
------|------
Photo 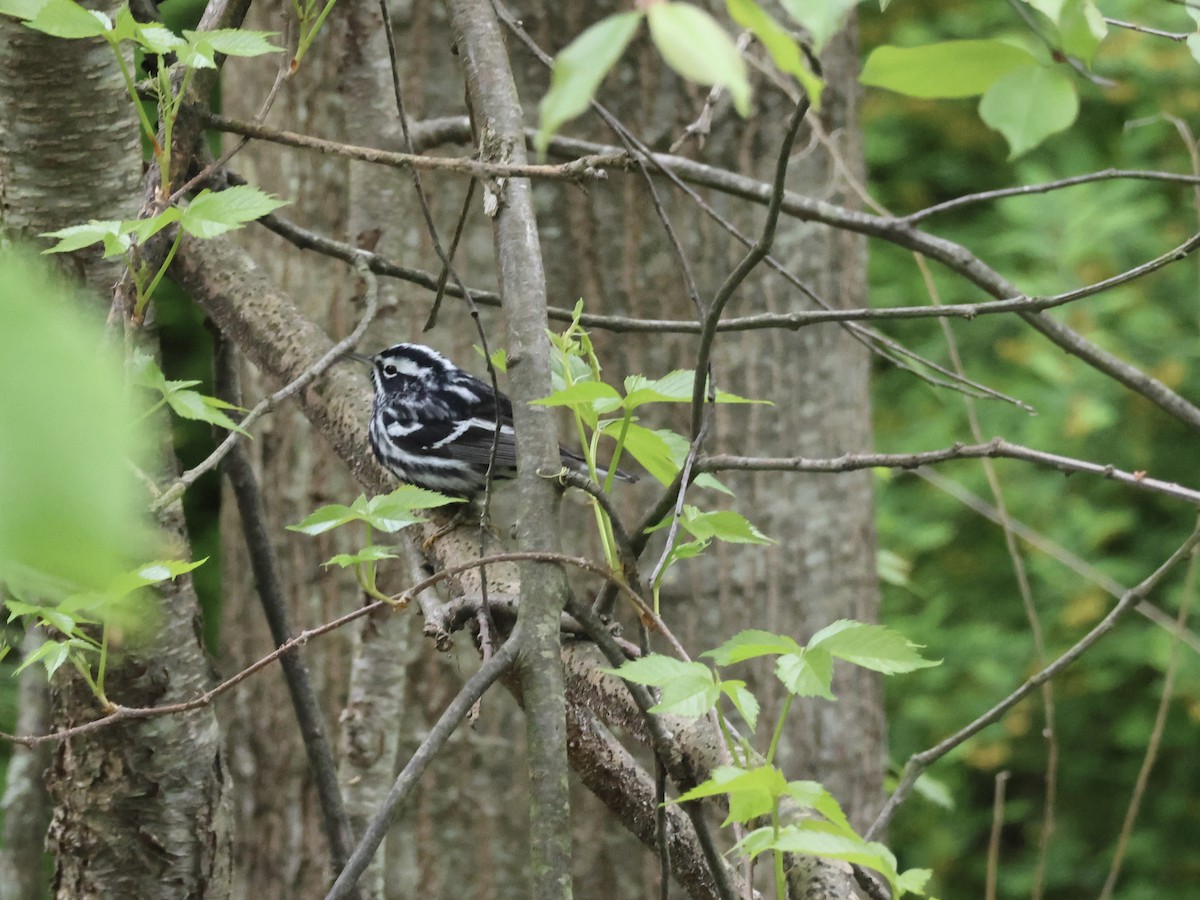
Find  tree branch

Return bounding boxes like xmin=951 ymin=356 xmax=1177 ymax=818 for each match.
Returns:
xmin=701 ymin=439 xmax=1200 ymax=507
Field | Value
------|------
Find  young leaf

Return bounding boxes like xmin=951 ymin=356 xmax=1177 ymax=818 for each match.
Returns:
xmin=163 ymin=389 xmax=249 ymax=435
xmin=704 ymin=628 xmax=803 ymax=665
xmin=287 ymin=503 xmax=361 ymax=536
xmin=600 ymin=422 xmax=678 ymax=485
xmin=808 ymin=620 xmax=939 ymax=674
xmin=180 ymin=186 xmax=290 ymax=239
xmin=647 ymin=2 xmax=751 ymax=116
xmin=532 ymin=381 xmax=622 ymax=408
xmin=41 ymin=220 xmax=128 ymax=257
xmin=25 ymin=0 xmax=109 ymax=38
xmin=536 ymin=11 xmax=643 ymax=155
xmin=775 ymin=647 xmax=835 ymax=699
xmin=861 ymin=40 xmax=1038 ymax=99
xmin=979 ymin=64 xmax=1078 ymax=158
xmin=677 ymin=764 xmax=788 ymax=825
xmin=15 ymin=638 xmax=71 ymax=678
xmin=657 ymin=428 xmax=732 ymax=495
xmin=680 ymin=507 xmax=774 ymax=545
xmin=184 ymin=28 xmax=280 ymax=57
xmin=324 ymin=545 xmax=399 ymax=569
xmin=134 ymin=22 xmax=186 ymax=54
xmin=1054 ymin=0 xmax=1106 ymax=64
xmin=604 ymin=655 xmax=718 ymax=717
xmin=719 ymin=680 xmax=760 ymax=732
xmin=762 ymin=822 xmax=901 ymax=886
xmin=360 ymin=487 xmax=462 ymax=532
xmin=133 ymin=558 xmax=207 ymax=585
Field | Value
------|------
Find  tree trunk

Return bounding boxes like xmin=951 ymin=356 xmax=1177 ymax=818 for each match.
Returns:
xmin=212 ymin=1 xmax=881 ymax=896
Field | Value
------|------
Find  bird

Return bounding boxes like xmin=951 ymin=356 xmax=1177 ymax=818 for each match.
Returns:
xmin=353 ymin=342 xmax=635 ymax=499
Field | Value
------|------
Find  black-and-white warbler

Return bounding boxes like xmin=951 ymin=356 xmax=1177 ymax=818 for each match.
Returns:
xmin=354 ymin=342 xmax=635 ymax=499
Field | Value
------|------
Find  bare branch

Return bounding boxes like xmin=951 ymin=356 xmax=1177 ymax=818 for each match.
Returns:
xmin=701 ymin=439 xmax=1200 ymax=507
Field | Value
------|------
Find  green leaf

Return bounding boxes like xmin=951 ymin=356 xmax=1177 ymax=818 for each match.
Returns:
xmin=897 ymin=868 xmax=933 ymax=894
xmin=979 ymin=64 xmax=1078 ymax=158
xmin=0 ymin=0 xmax=48 ymax=21
xmin=24 ymin=0 xmax=109 ymax=38
xmin=776 ymin=648 xmax=835 ymax=699
xmin=360 ymin=486 xmax=462 ymax=532
xmin=720 ymin=680 xmax=760 ymax=731
xmin=704 ymin=629 xmax=804 ymax=665
xmin=725 ymin=0 xmax=823 ymax=105
xmin=647 ymin=2 xmax=751 ymax=116
xmin=1055 ymin=0 xmax=1106 ymax=63
xmin=0 ymin=251 xmax=151 ymax=595
xmin=15 ymin=638 xmax=71 ymax=677
xmin=41 ymin=220 xmax=128 ymax=257
xmin=1024 ymin=0 xmax=1064 ymax=18
xmin=532 ymin=380 xmax=622 ymax=408
xmin=133 ymin=558 xmax=206 ymax=584
xmin=912 ymin=771 xmax=955 ymax=810
xmin=657 ymin=428 xmax=731 ymax=494
xmin=778 ymin=0 xmax=859 ymax=53
xmin=760 ymin=822 xmax=901 ymax=881
xmin=287 ymin=503 xmax=361 ymax=536
xmin=623 ymin=370 xmax=763 ymax=409
xmin=677 ymin=764 xmax=788 ymax=824
xmin=324 ymin=545 xmax=399 ymax=568
xmin=125 ymin=207 xmax=183 ymax=244
xmin=680 ymin=507 xmax=774 ymax=545
xmin=601 ymin=423 xmax=679 ymax=485
xmin=808 ymin=620 xmax=940 ymax=674
xmin=535 ymin=11 xmax=643 ymax=155
xmin=861 ymin=40 xmax=1038 ymax=99
xmin=604 ymin=655 xmax=718 ymax=717
xmin=135 ymin=22 xmax=186 ymax=54
xmin=164 ymin=389 xmax=249 ymax=434
xmin=180 ymin=186 xmax=290 ymax=239
xmin=184 ymin=27 xmax=280 ymax=57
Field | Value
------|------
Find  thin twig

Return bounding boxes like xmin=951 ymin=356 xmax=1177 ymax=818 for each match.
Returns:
xmin=688 ymin=95 xmax=809 ymax=436
xmin=215 ymin=334 xmax=356 ymax=874
xmin=985 ymin=771 xmax=1010 ymax=900
xmin=201 ymin=108 xmax=616 ymax=180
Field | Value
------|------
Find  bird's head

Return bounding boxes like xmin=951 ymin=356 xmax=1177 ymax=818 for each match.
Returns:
xmin=349 ymin=343 xmax=453 ymax=398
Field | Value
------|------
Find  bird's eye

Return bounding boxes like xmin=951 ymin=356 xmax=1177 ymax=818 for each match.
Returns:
xmin=383 ymin=364 xmax=398 ymax=377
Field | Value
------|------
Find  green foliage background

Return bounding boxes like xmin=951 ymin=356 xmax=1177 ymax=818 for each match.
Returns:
xmin=863 ymin=1 xmax=1200 ymax=896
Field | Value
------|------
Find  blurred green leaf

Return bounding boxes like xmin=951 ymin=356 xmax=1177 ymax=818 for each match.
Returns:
xmin=861 ymin=40 xmax=1037 ymax=98
xmin=536 ymin=11 xmax=643 ymax=155
xmin=0 ymin=251 xmax=151 ymax=595
xmin=647 ymin=2 xmax=751 ymax=116
xmin=979 ymin=65 xmax=1077 ymax=158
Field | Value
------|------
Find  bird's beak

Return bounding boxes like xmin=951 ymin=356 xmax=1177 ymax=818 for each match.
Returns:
xmin=344 ymin=350 xmax=373 ymax=366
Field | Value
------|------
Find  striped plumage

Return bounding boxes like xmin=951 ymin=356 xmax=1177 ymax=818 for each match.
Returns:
xmin=361 ymin=343 xmax=633 ymax=498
